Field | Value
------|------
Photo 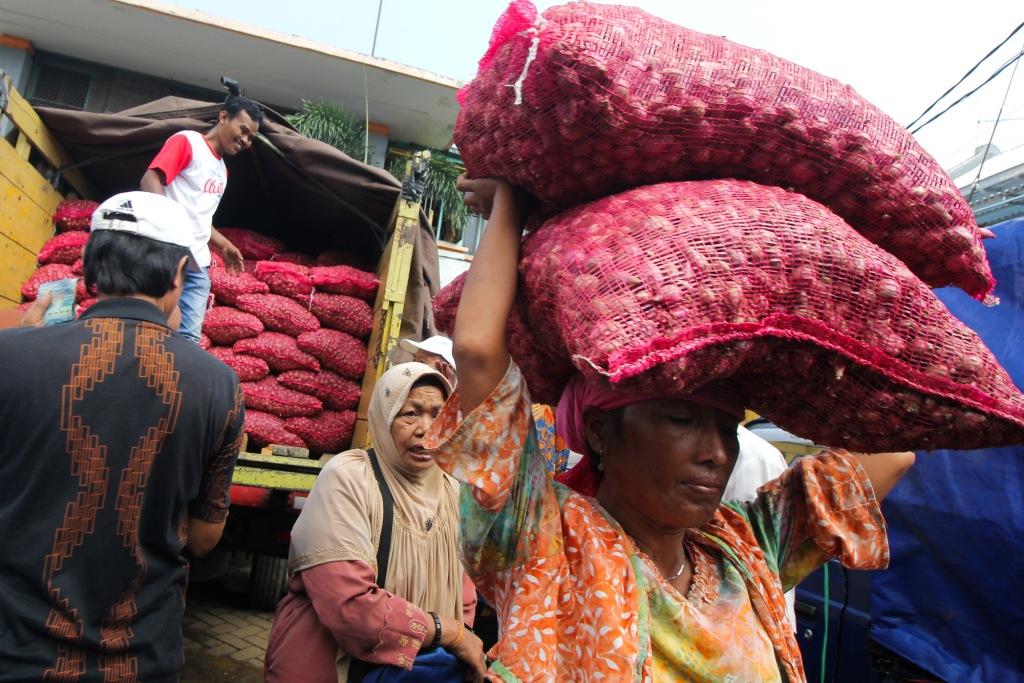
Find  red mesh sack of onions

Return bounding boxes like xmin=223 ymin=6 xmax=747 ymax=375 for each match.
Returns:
xmin=209 ymin=248 xmax=225 ymax=269
xmin=310 ymin=265 xmax=379 ymax=301
xmin=209 ymin=267 xmax=269 ymax=305
xmin=201 ymin=307 xmax=264 ymax=345
xmin=21 ymin=264 xmax=87 ymax=301
xmin=38 ymin=231 xmax=90 ymax=266
xmin=199 ymin=333 xmax=212 ymax=350
xmin=244 ymin=410 xmax=306 ymax=449
xmin=297 ymin=329 xmax=367 ymax=380
xmin=235 ymin=293 xmax=319 ymax=336
xmin=233 ymin=332 xmax=321 ymax=373
xmin=216 ymin=227 xmax=286 ymax=260
xmin=456 ymin=1 xmax=993 ymax=299
xmin=278 ymin=370 xmax=362 ymax=411
xmin=434 ymin=272 xmax=571 ymax=403
xmin=254 ymin=261 xmax=313 ymax=298
xmin=208 ymin=347 xmax=271 ymax=382
xmin=77 ymin=298 xmax=98 ymax=317
xmin=52 ymin=199 xmax=99 ymax=232
xmin=455 ymin=179 xmax=1024 ymax=452
xmin=242 ymin=377 xmax=323 ymax=418
xmin=285 ymin=410 xmax=357 ymax=453
xmin=297 ymin=292 xmax=373 ymax=338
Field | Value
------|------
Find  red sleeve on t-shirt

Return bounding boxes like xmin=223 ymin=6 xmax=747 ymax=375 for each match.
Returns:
xmin=148 ymin=134 xmax=193 ymax=185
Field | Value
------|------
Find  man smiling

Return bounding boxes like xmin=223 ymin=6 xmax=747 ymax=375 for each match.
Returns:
xmin=140 ymin=92 xmax=264 ymax=344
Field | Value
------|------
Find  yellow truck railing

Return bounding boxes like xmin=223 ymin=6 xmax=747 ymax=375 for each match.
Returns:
xmin=0 ymin=70 xmax=98 ymax=308
xmin=350 ymin=151 xmax=429 ymax=449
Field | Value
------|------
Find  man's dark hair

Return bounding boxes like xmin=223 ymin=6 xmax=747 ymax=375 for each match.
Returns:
xmin=222 ymin=95 xmax=264 ymax=125
xmin=84 ymin=231 xmax=191 ymax=298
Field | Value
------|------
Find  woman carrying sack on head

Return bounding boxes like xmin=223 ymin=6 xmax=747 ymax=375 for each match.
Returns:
xmin=264 ymin=362 xmax=486 ymax=683
xmin=423 ymin=177 xmax=917 ymax=681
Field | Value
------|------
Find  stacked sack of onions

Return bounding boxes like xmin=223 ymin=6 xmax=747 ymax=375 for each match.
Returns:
xmin=434 ymin=0 xmax=1024 ymax=452
xmin=201 ymin=228 xmax=378 ymax=455
xmin=17 ymin=199 xmax=98 ymax=314
xmin=18 ymin=206 xmax=380 ymax=456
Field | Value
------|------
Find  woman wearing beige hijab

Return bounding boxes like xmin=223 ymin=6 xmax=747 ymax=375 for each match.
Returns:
xmin=264 ymin=362 xmax=486 ymax=682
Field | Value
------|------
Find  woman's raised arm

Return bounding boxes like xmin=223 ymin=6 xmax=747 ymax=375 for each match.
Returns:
xmin=452 ymin=176 xmax=530 ymax=413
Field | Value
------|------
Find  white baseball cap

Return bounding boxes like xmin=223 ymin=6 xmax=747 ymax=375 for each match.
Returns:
xmin=91 ymin=191 xmax=200 ymax=270
xmin=399 ymin=335 xmax=455 ymax=367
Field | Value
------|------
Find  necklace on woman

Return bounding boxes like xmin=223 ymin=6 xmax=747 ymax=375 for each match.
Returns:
xmin=636 ymin=537 xmax=689 ymax=582
xmin=665 ymin=554 xmax=688 ymax=582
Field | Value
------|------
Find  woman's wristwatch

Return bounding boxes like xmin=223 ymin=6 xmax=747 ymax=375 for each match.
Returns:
xmin=428 ymin=611 xmax=443 ymax=648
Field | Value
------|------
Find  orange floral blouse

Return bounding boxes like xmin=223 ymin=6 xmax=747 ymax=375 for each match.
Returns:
xmin=425 ymin=363 xmax=889 ymax=682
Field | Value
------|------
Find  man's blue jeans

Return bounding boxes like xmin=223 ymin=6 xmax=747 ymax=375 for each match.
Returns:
xmin=178 ymin=267 xmax=211 ymax=344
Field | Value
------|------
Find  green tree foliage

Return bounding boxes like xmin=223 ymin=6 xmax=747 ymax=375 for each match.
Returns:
xmin=388 ymin=150 xmax=468 ymax=244
xmin=287 ymin=100 xmax=372 ymax=163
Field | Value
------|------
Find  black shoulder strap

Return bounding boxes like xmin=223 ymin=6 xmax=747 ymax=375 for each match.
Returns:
xmin=366 ymin=448 xmax=394 ymax=587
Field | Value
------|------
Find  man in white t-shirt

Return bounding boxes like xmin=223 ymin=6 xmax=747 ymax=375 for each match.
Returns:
xmin=140 ymin=95 xmax=264 ymax=343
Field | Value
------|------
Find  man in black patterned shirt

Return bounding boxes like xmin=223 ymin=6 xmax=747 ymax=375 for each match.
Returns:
xmin=0 ymin=192 xmax=244 ymax=682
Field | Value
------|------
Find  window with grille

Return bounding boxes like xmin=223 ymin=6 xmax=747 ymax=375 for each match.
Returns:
xmin=31 ymin=64 xmax=91 ymax=110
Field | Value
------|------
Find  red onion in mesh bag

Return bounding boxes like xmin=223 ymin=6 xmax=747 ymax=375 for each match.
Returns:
xmin=434 ymin=273 xmax=571 ymax=403
xmin=71 ymin=259 xmax=84 ymax=276
xmin=76 ymin=298 xmax=98 ymax=317
xmin=296 ymin=292 xmax=373 ymax=338
xmin=285 ymin=410 xmax=357 ymax=453
xmin=201 ymin=307 xmax=264 ymax=345
xmin=242 ymin=377 xmax=323 ymax=418
xmin=244 ymin=410 xmax=306 ymax=449
xmin=208 ymin=347 xmax=271 ymax=382
xmin=209 ymin=248 xmax=226 ymax=269
xmin=296 ymin=329 xmax=367 ymax=380
xmin=309 ymin=265 xmax=379 ymax=301
xmin=456 ymin=0 xmax=993 ymax=299
xmin=199 ymin=333 xmax=212 ymax=350
xmin=209 ymin=268 xmax=269 ymax=306
xmin=278 ymin=370 xmax=362 ymax=411
xmin=21 ymin=264 xmax=86 ymax=301
xmin=52 ymin=199 xmax=98 ymax=232
xmin=216 ymin=228 xmax=286 ymax=260
xmin=254 ymin=261 xmax=313 ymax=298
xmin=438 ymin=179 xmax=1024 ymax=452
xmin=233 ymin=332 xmax=321 ymax=372
xmin=38 ymin=232 xmax=89 ymax=266
xmin=235 ymin=293 xmax=320 ymax=337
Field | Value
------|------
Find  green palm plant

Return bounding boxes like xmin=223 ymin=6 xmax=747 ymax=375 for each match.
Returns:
xmin=286 ymin=100 xmax=372 ymax=163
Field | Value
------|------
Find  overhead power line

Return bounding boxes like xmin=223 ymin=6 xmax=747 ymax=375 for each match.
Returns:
xmin=967 ymin=41 xmax=1024 ymax=202
xmin=906 ymin=19 xmax=1024 ymax=130
xmin=910 ymin=49 xmax=1024 ymax=135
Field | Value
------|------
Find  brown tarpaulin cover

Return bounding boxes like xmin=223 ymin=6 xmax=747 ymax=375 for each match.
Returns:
xmin=36 ymin=97 xmax=439 ymax=339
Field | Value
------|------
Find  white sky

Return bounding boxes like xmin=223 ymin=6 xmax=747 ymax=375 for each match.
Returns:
xmin=172 ymin=0 xmax=1024 ymax=170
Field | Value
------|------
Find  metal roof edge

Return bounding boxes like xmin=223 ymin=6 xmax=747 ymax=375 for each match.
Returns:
xmin=112 ymin=0 xmax=464 ymax=91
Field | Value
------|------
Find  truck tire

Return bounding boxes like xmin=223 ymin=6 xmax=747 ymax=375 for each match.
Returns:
xmin=249 ymin=554 xmax=287 ymax=611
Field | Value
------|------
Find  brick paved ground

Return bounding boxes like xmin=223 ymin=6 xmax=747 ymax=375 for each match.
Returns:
xmin=180 ymin=553 xmax=274 ymax=682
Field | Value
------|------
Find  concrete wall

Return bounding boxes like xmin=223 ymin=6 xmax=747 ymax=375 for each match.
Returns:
xmin=0 ymin=41 xmax=34 ymax=137
xmin=437 ymin=244 xmax=471 ymax=288
xmin=0 ymin=44 xmax=33 ymax=90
